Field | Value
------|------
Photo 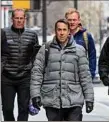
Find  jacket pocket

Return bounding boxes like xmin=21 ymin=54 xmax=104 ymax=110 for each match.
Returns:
xmin=41 ymin=84 xmax=58 ymax=105
xmin=67 ymin=84 xmax=84 ymax=105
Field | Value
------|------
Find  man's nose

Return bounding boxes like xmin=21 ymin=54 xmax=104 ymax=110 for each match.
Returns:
xmin=60 ymin=31 xmax=64 ymax=35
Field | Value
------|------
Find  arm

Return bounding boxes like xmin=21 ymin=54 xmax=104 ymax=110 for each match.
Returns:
xmin=1 ymin=29 xmax=9 ymax=72
xmin=77 ymin=46 xmax=94 ymax=102
xmin=88 ymin=33 xmax=96 ymax=79
xmin=24 ymin=31 xmax=41 ymax=70
xmin=78 ymin=46 xmax=94 ymax=113
xmin=30 ymin=45 xmax=45 ymax=99
xmin=31 ymin=31 xmax=41 ymax=63
xmin=99 ymin=37 xmax=109 ymax=86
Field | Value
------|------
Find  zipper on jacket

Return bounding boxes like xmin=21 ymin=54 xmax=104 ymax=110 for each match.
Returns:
xmin=59 ymin=49 xmax=63 ymax=107
xmin=18 ymin=29 xmax=22 ymax=66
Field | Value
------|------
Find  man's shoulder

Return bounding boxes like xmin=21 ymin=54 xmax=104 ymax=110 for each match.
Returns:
xmin=81 ymin=30 xmax=95 ymax=45
xmin=79 ymin=28 xmax=92 ymax=37
xmin=83 ymin=30 xmax=94 ymax=39
xmin=75 ymin=43 xmax=86 ymax=53
xmin=25 ymin=28 xmax=38 ymax=36
xmin=75 ymin=43 xmax=86 ymax=57
xmin=25 ymin=28 xmax=35 ymax=32
xmin=3 ymin=27 xmax=11 ymax=32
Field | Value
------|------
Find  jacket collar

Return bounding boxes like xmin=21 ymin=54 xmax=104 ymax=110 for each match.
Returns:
xmin=70 ymin=26 xmax=87 ymax=36
xmin=11 ymin=25 xmax=25 ymax=35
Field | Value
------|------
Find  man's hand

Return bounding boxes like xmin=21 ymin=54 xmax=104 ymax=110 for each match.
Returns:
xmin=32 ymin=97 xmax=42 ymax=110
xmin=102 ymin=77 xmax=109 ymax=86
xmin=86 ymin=101 xmax=93 ymax=113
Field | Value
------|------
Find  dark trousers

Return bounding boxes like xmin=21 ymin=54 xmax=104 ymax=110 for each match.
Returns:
xmin=45 ymin=106 xmax=82 ymax=121
xmin=1 ymin=74 xmax=30 ymax=121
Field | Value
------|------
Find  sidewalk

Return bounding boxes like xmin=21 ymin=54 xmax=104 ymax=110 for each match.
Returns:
xmin=83 ymin=84 xmax=109 ymax=121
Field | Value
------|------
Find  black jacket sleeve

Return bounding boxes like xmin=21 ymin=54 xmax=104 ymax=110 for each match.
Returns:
xmin=31 ymin=32 xmax=41 ymax=63
xmin=24 ymin=31 xmax=41 ymax=70
xmin=1 ymin=29 xmax=9 ymax=72
xmin=99 ymin=37 xmax=109 ymax=83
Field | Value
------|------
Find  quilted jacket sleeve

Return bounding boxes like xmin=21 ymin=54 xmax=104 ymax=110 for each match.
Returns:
xmin=30 ymin=45 xmax=45 ymax=99
xmin=77 ymin=45 xmax=94 ymax=102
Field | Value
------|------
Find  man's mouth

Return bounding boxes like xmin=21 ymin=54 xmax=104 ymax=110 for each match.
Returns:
xmin=70 ymin=24 xmax=74 ymax=27
xmin=60 ymin=37 xmax=65 ymax=40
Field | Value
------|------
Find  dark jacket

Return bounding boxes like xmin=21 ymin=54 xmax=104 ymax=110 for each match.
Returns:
xmin=30 ymin=36 xmax=94 ymax=108
xmin=1 ymin=29 xmax=9 ymax=72
xmin=99 ymin=37 xmax=109 ymax=86
xmin=73 ymin=28 xmax=96 ymax=79
xmin=2 ymin=26 xmax=40 ymax=79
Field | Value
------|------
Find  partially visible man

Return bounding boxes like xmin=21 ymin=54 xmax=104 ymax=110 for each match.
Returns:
xmin=1 ymin=29 xmax=9 ymax=72
xmin=99 ymin=37 xmax=109 ymax=94
xmin=65 ymin=8 xmax=96 ymax=80
xmin=1 ymin=9 xmax=40 ymax=121
xmin=30 ymin=19 xmax=94 ymax=121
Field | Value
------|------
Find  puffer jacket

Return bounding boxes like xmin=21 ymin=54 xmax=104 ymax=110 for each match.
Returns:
xmin=30 ymin=36 xmax=94 ymax=108
xmin=1 ymin=29 xmax=9 ymax=73
xmin=2 ymin=26 xmax=39 ymax=79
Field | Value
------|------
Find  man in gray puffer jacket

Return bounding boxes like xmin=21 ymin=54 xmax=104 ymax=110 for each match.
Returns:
xmin=30 ymin=19 xmax=94 ymax=121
